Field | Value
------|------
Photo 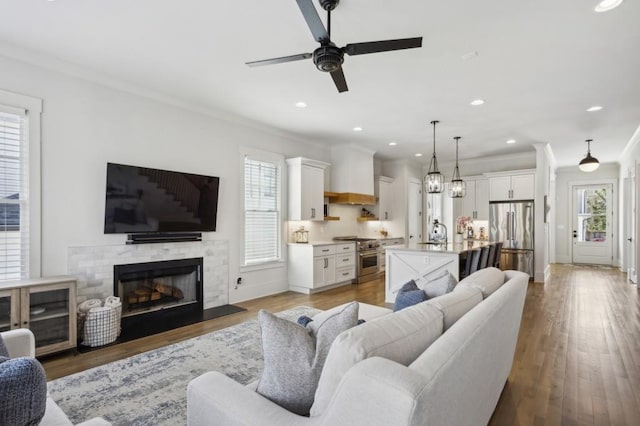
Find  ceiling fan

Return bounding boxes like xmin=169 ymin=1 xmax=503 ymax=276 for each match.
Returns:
xmin=246 ymin=0 xmax=423 ymax=93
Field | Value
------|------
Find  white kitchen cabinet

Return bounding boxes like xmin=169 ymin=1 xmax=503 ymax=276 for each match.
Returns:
xmin=375 ymin=176 xmax=394 ymax=221
xmin=288 ymin=243 xmax=356 ymax=294
xmin=287 ymin=157 xmax=330 ymax=221
xmin=488 ymin=171 xmax=535 ymax=201
xmin=459 ymin=178 xmax=489 ymax=220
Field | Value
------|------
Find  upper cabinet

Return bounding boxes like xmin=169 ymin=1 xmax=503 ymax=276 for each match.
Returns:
xmin=488 ymin=170 xmax=535 ymax=201
xmin=458 ymin=178 xmax=489 ymax=220
xmin=375 ymin=176 xmax=394 ymax=221
xmin=287 ymin=157 xmax=330 ymax=221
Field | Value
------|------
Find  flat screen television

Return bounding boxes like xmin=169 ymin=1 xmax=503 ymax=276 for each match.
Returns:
xmin=104 ymin=163 xmax=219 ymax=234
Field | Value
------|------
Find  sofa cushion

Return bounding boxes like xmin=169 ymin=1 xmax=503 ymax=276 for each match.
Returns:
xmin=455 ymin=267 xmax=505 ymax=298
xmin=393 ymin=280 xmax=427 ymax=312
xmin=426 ymin=286 xmax=483 ymax=330
xmin=255 ymin=302 xmax=358 ymax=415
xmin=422 ymin=271 xmax=458 ymax=299
xmin=0 ymin=356 xmax=47 ymax=426
xmin=310 ymin=301 xmax=444 ymax=417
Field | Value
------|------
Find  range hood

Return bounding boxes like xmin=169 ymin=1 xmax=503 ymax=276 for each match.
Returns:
xmin=329 ymin=145 xmax=376 ymax=205
xmin=324 ymin=191 xmax=377 ymax=205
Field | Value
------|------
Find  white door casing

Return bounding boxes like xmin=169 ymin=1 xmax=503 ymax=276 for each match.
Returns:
xmin=408 ymin=179 xmax=422 ymax=242
xmin=572 ymin=183 xmax=613 ymax=265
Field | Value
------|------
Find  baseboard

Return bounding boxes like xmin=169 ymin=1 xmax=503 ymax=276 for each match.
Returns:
xmin=289 ymin=280 xmax=354 ymax=295
xmin=229 ymin=279 xmax=288 ymax=304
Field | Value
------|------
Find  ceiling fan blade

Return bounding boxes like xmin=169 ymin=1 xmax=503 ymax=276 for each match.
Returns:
xmin=246 ymin=53 xmax=312 ymax=67
xmin=330 ymin=68 xmax=348 ymax=93
xmin=343 ymin=37 xmax=423 ymax=56
xmin=296 ymin=0 xmax=329 ymax=42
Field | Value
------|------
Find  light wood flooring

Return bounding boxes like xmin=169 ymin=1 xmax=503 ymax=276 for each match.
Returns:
xmin=41 ymin=264 xmax=640 ymax=425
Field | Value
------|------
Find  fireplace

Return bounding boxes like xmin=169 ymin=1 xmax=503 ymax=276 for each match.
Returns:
xmin=113 ymin=258 xmax=203 ymax=341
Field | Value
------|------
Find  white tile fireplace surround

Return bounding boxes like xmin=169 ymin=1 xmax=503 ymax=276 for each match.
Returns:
xmin=68 ymin=239 xmax=228 ymax=309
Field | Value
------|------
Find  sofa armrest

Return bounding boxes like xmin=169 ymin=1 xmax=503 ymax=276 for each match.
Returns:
xmin=187 ymin=372 xmax=319 ymax=426
xmin=318 ymin=357 xmax=427 ymax=426
xmin=1 ymin=328 xmax=35 ymax=358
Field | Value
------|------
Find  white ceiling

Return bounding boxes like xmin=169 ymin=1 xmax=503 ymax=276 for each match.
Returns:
xmin=1 ymin=0 xmax=639 ymax=167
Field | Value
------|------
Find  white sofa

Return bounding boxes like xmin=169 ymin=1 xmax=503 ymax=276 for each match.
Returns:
xmin=0 ymin=328 xmax=110 ymax=426
xmin=187 ymin=269 xmax=528 ymax=426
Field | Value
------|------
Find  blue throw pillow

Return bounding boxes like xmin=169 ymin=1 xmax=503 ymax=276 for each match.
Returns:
xmin=394 ymin=280 xmax=428 ymax=312
xmin=0 ymin=356 xmax=47 ymax=426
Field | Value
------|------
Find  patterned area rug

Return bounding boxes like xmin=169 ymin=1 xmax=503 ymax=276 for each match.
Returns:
xmin=48 ymin=306 xmax=320 ymax=425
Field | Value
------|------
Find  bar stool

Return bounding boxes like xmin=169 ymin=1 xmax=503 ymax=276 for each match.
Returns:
xmin=478 ymin=246 xmax=490 ymax=270
xmin=468 ymin=249 xmax=482 ymax=275
xmin=493 ymin=242 xmax=503 ymax=268
xmin=486 ymin=244 xmax=497 ymax=270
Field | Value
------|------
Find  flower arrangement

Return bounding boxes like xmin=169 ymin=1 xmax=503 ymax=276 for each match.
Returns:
xmin=455 ymin=216 xmax=472 ymax=234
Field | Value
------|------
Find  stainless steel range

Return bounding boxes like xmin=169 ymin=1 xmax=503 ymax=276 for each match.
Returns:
xmin=333 ymin=236 xmax=381 ymax=284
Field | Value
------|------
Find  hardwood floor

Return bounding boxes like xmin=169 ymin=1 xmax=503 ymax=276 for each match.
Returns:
xmin=41 ymin=264 xmax=640 ymax=425
xmin=490 ymin=264 xmax=640 ymax=425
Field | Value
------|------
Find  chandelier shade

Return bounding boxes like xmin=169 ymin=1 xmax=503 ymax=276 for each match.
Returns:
xmin=425 ymin=120 xmax=444 ymax=194
xmin=449 ymin=136 xmax=466 ymax=198
xmin=578 ymin=139 xmax=600 ymax=172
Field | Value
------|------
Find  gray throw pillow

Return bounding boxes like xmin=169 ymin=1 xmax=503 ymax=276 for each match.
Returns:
xmin=0 ymin=356 xmax=47 ymax=426
xmin=0 ymin=334 xmax=8 ymax=357
xmin=256 ymin=302 xmax=358 ymax=415
xmin=423 ymin=271 xmax=458 ymax=299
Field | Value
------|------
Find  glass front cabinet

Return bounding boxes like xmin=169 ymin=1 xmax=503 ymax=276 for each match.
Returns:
xmin=0 ymin=277 xmax=77 ymax=356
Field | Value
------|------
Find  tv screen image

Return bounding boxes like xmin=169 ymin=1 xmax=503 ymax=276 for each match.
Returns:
xmin=104 ymin=163 xmax=219 ymax=234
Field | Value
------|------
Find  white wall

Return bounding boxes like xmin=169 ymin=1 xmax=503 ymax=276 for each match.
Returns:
xmin=618 ymin=125 xmax=640 ymax=278
xmin=0 ymin=54 xmax=330 ymax=304
xmin=554 ymin=163 xmax=620 ymax=265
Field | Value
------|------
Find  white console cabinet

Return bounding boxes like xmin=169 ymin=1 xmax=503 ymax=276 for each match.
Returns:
xmin=287 ymin=157 xmax=330 ymax=221
xmin=0 ymin=276 xmax=77 ymax=356
xmin=289 ymin=243 xmax=356 ymax=294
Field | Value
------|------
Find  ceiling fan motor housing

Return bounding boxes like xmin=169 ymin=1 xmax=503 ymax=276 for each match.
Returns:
xmin=313 ymin=45 xmax=344 ymax=72
xmin=319 ymin=0 xmax=339 ymax=11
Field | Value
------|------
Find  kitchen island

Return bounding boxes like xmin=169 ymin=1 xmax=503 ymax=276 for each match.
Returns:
xmin=384 ymin=240 xmax=496 ymax=303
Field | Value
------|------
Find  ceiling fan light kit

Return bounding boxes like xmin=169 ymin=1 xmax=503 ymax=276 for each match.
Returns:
xmin=578 ymin=139 xmax=600 ymax=172
xmin=449 ymin=136 xmax=466 ymax=198
xmin=425 ymin=120 xmax=444 ymax=194
xmin=245 ymin=0 xmax=422 ymax=93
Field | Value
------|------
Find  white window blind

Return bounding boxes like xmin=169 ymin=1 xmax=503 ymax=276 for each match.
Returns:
xmin=244 ymin=156 xmax=282 ymax=265
xmin=0 ymin=109 xmax=28 ymax=282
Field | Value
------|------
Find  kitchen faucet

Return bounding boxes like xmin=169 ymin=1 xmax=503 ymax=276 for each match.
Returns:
xmin=432 ymin=219 xmax=448 ymax=245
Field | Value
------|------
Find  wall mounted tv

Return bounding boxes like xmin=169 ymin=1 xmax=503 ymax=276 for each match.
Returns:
xmin=104 ymin=163 xmax=220 ymax=234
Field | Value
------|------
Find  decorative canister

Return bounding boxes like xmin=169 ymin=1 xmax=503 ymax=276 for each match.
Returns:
xmin=293 ymin=227 xmax=309 ymax=243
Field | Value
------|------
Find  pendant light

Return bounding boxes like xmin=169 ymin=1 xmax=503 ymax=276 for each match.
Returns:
xmin=449 ymin=136 xmax=466 ymax=198
xmin=578 ymin=139 xmax=600 ymax=172
xmin=425 ymin=120 xmax=444 ymax=193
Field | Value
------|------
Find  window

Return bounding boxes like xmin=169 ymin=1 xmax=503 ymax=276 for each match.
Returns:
xmin=0 ymin=90 xmax=41 ymax=282
xmin=0 ymin=108 xmax=28 ymax=281
xmin=242 ymin=150 xmax=284 ymax=267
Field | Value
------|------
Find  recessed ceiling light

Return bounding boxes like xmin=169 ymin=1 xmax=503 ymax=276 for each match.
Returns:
xmin=415 ymin=153 xmax=423 ymax=157
xmin=389 ymin=142 xmax=397 ymax=146
xmin=353 ymin=126 xmax=363 ymax=132
xmin=506 ymin=139 xmax=516 ymax=144
xmin=295 ymin=101 xmax=307 ymax=108
xmin=587 ymin=105 xmax=603 ymax=112
xmin=595 ymin=0 xmax=624 ymax=12
xmin=470 ymin=99 xmax=485 ymax=106
xmin=461 ymin=51 xmax=479 ymax=60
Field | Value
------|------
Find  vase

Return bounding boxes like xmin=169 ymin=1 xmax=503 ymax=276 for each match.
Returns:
xmin=454 ymin=234 xmax=464 ymax=243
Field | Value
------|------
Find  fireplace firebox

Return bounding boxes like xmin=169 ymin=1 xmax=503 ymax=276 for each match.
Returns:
xmin=113 ymin=258 xmax=203 ymax=341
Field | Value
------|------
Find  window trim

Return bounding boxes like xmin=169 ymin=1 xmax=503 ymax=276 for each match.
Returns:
xmin=0 ymin=89 xmax=42 ymax=279
xmin=239 ymin=147 xmax=286 ymax=272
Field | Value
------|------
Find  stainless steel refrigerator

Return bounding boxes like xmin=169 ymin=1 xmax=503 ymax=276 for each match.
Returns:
xmin=489 ymin=201 xmax=534 ymax=278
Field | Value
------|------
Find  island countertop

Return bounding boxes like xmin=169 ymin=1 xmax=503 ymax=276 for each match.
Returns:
xmin=385 ymin=240 xmax=495 ymax=254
